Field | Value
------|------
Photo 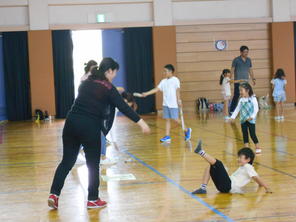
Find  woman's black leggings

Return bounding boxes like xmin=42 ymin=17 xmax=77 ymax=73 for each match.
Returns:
xmin=241 ymin=121 xmax=259 ymax=144
xmin=50 ymin=114 xmax=102 ymax=200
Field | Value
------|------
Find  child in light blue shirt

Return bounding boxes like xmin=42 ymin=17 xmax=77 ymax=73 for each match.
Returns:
xmin=271 ymin=69 xmax=287 ymax=121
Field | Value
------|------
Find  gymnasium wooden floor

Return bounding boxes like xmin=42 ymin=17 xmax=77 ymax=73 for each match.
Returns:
xmin=1 ymin=108 xmax=296 ymax=222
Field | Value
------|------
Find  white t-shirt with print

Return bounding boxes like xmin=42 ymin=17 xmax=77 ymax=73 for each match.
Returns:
xmin=230 ymin=163 xmax=258 ymax=193
xmin=222 ymin=77 xmax=231 ymax=97
xmin=158 ymin=76 xmax=180 ymax=108
xmin=230 ymin=96 xmax=259 ymax=121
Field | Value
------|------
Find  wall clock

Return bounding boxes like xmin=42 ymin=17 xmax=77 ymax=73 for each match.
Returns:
xmin=215 ymin=40 xmax=227 ymax=51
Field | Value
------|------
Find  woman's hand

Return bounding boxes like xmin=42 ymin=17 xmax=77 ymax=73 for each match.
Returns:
xmin=137 ymin=119 xmax=151 ymax=134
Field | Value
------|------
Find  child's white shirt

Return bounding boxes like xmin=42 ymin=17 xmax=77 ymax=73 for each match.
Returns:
xmin=271 ymin=78 xmax=287 ymax=97
xmin=158 ymin=76 xmax=180 ymax=108
xmin=222 ymin=77 xmax=231 ymax=96
xmin=230 ymin=163 xmax=258 ymax=193
xmin=230 ymin=96 xmax=259 ymax=120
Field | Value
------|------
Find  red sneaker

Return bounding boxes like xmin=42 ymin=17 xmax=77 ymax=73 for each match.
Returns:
xmin=87 ymin=199 xmax=107 ymax=209
xmin=48 ymin=194 xmax=59 ymax=209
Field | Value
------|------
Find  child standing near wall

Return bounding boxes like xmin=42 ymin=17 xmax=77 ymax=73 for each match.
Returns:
xmin=271 ymin=69 xmax=287 ymax=121
xmin=142 ymin=64 xmax=192 ymax=143
xmin=220 ymin=69 xmax=243 ymax=120
xmin=230 ymin=82 xmax=262 ymax=154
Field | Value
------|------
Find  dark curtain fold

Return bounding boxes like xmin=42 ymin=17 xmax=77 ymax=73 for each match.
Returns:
xmin=0 ymin=35 xmax=7 ymax=121
xmin=52 ymin=30 xmax=75 ymax=118
xmin=2 ymin=32 xmax=31 ymax=121
xmin=123 ymin=27 xmax=155 ymax=114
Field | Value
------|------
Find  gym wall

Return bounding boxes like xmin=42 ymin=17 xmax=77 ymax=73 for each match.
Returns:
xmin=271 ymin=22 xmax=296 ymax=104
xmin=152 ymin=26 xmax=177 ymax=110
xmin=176 ymin=23 xmax=272 ymax=112
xmin=28 ymin=30 xmax=56 ymax=116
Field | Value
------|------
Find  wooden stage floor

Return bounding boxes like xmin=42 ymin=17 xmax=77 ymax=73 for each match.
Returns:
xmin=0 ymin=108 xmax=296 ymax=222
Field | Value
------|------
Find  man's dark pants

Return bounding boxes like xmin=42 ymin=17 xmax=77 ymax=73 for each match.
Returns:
xmin=230 ymin=83 xmax=240 ymax=113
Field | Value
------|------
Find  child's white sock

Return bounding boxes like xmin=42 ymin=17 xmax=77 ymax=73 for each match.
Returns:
xmin=201 ymin=184 xmax=207 ymax=190
xmin=194 ymin=140 xmax=206 ymax=156
xmin=198 ymin=149 xmax=206 ymax=156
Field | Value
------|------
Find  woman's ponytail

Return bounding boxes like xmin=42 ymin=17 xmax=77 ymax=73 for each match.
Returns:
xmin=90 ymin=58 xmax=119 ymax=81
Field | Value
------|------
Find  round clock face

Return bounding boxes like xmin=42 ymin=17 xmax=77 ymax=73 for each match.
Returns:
xmin=215 ymin=40 xmax=227 ymax=51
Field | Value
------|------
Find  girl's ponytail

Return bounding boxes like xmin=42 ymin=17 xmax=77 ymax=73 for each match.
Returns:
xmin=219 ymin=74 xmax=224 ymax=85
xmin=219 ymin=69 xmax=231 ymax=85
xmin=84 ymin=60 xmax=97 ymax=74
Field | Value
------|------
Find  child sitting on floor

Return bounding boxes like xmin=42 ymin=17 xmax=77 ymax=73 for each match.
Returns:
xmin=192 ymin=140 xmax=272 ymax=194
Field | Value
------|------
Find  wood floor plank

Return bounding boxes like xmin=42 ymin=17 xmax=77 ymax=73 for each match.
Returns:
xmin=0 ymin=109 xmax=296 ymax=222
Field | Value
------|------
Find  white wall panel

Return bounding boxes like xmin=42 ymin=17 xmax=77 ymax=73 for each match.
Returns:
xmin=0 ymin=0 xmax=294 ymax=30
xmin=48 ymin=0 xmax=151 ymax=4
xmin=0 ymin=0 xmax=28 ymax=6
xmin=154 ymin=0 xmax=173 ymax=26
xmin=290 ymin=0 xmax=296 ymax=17
xmin=49 ymin=3 xmax=152 ymax=24
xmin=0 ymin=7 xmax=28 ymax=26
xmin=28 ymin=0 xmax=49 ymax=30
xmin=173 ymin=0 xmax=271 ymax=21
xmin=272 ymin=0 xmax=291 ymax=21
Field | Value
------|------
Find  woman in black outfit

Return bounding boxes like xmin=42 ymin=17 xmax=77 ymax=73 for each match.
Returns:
xmin=48 ymin=58 xmax=150 ymax=209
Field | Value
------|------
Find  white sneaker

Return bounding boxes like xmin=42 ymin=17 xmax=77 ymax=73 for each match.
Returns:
xmin=255 ymin=149 xmax=262 ymax=154
xmin=280 ymin=116 xmax=285 ymax=120
xmin=224 ymin=116 xmax=230 ymax=120
xmin=100 ymin=158 xmax=116 ymax=165
xmin=274 ymin=116 xmax=280 ymax=121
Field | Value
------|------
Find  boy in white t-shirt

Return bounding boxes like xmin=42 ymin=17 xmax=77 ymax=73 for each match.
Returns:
xmin=142 ymin=64 xmax=192 ymax=143
xmin=192 ymin=140 xmax=272 ymax=194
